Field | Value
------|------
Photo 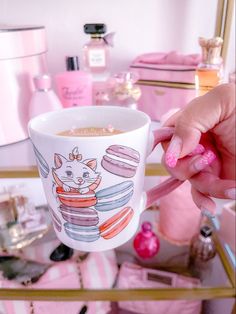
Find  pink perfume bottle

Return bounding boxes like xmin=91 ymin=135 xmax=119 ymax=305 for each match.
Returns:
xmin=133 ymin=222 xmax=160 ymax=259
xmin=83 ymin=24 xmax=110 ymax=75
xmin=28 ymin=74 xmax=62 ymax=119
xmin=55 ymin=56 xmax=92 ymax=107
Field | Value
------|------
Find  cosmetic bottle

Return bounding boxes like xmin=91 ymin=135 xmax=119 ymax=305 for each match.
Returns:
xmin=55 ymin=56 xmax=92 ymax=107
xmin=110 ymin=72 xmax=141 ymax=109
xmin=188 ymin=225 xmax=216 ymax=279
xmin=133 ymin=222 xmax=160 ymax=259
xmin=28 ymin=74 xmax=62 ymax=119
xmin=195 ymin=37 xmax=224 ymax=96
xmin=83 ymin=24 xmax=113 ymax=76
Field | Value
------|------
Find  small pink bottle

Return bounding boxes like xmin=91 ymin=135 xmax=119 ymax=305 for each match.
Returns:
xmin=55 ymin=56 xmax=92 ymax=107
xmin=28 ymin=74 xmax=62 ymax=119
xmin=133 ymin=222 xmax=160 ymax=259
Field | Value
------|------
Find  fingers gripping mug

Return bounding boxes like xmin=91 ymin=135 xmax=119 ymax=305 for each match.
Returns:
xmin=28 ymin=106 xmax=175 ymax=251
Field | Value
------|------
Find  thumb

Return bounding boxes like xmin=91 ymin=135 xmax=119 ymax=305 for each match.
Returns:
xmin=164 ymin=83 xmax=234 ymax=168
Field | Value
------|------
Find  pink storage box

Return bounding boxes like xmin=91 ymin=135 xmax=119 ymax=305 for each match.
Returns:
xmin=117 ymin=262 xmax=202 ymax=314
xmin=130 ymin=51 xmax=201 ymax=121
xmin=0 ymin=250 xmax=118 ymax=314
xmin=0 ymin=25 xmax=48 ymax=146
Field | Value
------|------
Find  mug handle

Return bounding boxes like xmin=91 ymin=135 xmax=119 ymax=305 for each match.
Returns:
xmin=142 ymin=127 xmax=183 ymax=210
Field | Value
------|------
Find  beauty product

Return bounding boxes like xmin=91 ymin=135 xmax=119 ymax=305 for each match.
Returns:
xmin=83 ymin=23 xmax=111 ymax=75
xmin=189 ymin=225 xmax=216 ymax=279
xmin=110 ymin=72 xmax=141 ymax=109
xmin=195 ymin=36 xmax=224 ymax=96
xmin=55 ymin=56 xmax=93 ymax=107
xmin=28 ymin=74 xmax=62 ymax=119
xmin=133 ymin=222 xmax=160 ymax=259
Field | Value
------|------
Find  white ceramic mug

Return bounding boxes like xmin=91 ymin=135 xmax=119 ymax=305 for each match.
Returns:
xmin=28 ymin=106 xmax=177 ymax=251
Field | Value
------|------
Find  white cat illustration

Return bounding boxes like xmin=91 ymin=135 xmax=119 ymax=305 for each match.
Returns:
xmin=52 ymin=147 xmax=101 ymax=194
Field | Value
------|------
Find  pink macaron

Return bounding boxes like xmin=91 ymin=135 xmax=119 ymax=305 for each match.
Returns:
xmin=101 ymin=145 xmax=140 ymax=178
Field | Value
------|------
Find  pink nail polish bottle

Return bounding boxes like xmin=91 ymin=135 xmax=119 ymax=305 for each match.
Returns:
xmin=55 ymin=56 xmax=92 ymax=107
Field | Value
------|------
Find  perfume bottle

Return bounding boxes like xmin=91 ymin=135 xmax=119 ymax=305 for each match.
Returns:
xmin=110 ymin=72 xmax=141 ymax=109
xmin=195 ymin=37 xmax=224 ymax=96
xmin=28 ymin=74 xmax=62 ymax=119
xmin=133 ymin=222 xmax=160 ymax=259
xmin=83 ymin=23 xmax=112 ymax=76
xmin=189 ymin=225 xmax=216 ymax=279
xmin=55 ymin=56 xmax=92 ymax=107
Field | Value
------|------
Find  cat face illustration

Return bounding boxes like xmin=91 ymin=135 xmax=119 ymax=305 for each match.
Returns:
xmin=53 ymin=151 xmax=100 ymax=190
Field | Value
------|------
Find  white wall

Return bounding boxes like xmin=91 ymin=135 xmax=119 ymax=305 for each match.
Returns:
xmin=2 ymin=0 xmax=231 ymax=77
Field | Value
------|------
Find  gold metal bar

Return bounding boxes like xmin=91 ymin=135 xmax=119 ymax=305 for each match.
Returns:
xmin=0 ymin=164 xmax=169 ymax=178
xmin=221 ymin=0 xmax=235 ymax=62
xmin=215 ymin=0 xmax=225 ymax=37
xmin=137 ymin=80 xmax=195 ymax=90
xmin=214 ymin=233 xmax=236 ymax=287
xmin=0 ymin=287 xmax=234 ymax=302
xmin=0 ymin=166 xmax=39 ymax=178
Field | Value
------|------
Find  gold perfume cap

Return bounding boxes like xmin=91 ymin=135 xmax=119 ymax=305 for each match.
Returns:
xmin=199 ymin=37 xmax=223 ymax=65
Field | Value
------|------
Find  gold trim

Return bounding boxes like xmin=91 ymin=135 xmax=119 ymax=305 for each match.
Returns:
xmin=137 ymin=79 xmax=196 ymax=90
xmin=214 ymin=233 xmax=236 ymax=287
xmin=215 ymin=0 xmax=235 ymax=63
xmin=0 ymin=287 xmax=234 ymax=302
xmin=221 ymin=0 xmax=235 ymax=62
xmin=215 ymin=0 xmax=225 ymax=37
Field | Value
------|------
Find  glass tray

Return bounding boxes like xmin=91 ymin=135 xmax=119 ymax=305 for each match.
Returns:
xmin=0 ymin=164 xmax=235 ymax=303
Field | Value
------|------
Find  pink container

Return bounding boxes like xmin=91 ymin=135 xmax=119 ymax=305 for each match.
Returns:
xmin=0 ymin=25 xmax=48 ymax=146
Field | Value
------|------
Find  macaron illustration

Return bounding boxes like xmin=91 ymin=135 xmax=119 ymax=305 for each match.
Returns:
xmin=59 ymin=205 xmax=99 ymax=226
xmin=99 ymin=207 xmax=134 ymax=239
xmin=101 ymin=145 xmax=140 ymax=178
xmin=64 ymin=223 xmax=100 ymax=242
xmin=56 ymin=187 xmax=97 ymax=208
xmin=33 ymin=145 xmax=49 ymax=178
xmin=95 ymin=181 xmax=134 ymax=211
xmin=49 ymin=207 xmax=62 ymax=232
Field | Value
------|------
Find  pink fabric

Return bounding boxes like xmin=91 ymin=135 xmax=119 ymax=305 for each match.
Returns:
xmin=158 ymin=179 xmax=201 ymax=245
xmin=132 ymin=51 xmax=201 ymax=66
xmin=117 ymin=262 xmax=202 ymax=314
xmin=0 ymin=250 xmax=118 ymax=314
xmin=130 ymin=51 xmax=200 ymax=121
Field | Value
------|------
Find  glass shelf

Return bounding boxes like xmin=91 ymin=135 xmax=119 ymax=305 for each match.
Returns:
xmin=0 ymin=164 xmax=235 ymax=303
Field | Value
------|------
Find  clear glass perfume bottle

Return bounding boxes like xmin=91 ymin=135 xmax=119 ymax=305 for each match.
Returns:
xmin=195 ymin=37 xmax=224 ymax=96
xmin=110 ymin=72 xmax=141 ymax=109
xmin=189 ymin=225 xmax=216 ymax=279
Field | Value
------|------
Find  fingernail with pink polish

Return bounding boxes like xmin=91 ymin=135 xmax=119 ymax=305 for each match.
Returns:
xmin=188 ymin=144 xmax=205 ymax=156
xmin=165 ymin=135 xmax=182 ymax=168
xmin=190 ymin=150 xmax=216 ymax=172
xmin=225 ymin=188 xmax=236 ymax=200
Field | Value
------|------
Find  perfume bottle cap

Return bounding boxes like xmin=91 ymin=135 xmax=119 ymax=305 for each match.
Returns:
xmin=200 ymin=225 xmax=212 ymax=237
xmin=66 ymin=56 xmax=80 ymax=71
xmin=199 ymin=37 xmax=223 ymax=65
xmin=34 ymin=74 xmax=52 ymax=91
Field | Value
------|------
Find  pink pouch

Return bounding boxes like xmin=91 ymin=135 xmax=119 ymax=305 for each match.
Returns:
xmin=117 ymin=262 xmax=202 ymax=314
xmin=0 ymin=250 xmax=118 ymax=314
xmin=130 ymin=51 xmax=201 ymax=121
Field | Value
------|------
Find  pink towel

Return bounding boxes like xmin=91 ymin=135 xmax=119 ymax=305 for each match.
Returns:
xmin=133 ymin=51 xmax=201 ymax=66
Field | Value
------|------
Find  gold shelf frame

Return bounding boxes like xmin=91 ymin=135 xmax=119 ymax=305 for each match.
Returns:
xmin=0 ymin=0 xmax=235 ymax=303
xmin=0 ymin=163 xmax=235 ymax=301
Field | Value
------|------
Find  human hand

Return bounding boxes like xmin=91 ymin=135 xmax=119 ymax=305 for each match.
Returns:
xmin=162 ymin=83 xmax=236 ymax=213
